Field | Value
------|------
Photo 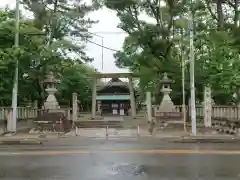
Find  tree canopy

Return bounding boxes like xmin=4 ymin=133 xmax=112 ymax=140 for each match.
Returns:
xmin=0 ymin=0 xmax=99 ymax=109
xmin=103 ymin=0 xmax=240 ymax=104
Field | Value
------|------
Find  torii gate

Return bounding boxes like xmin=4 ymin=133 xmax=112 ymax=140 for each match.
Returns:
xmin=91 ymin=73 xmax=138 ymax=119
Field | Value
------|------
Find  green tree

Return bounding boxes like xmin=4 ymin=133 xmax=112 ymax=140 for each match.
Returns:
xmin=57 ymin=60 xmax=96 ymax=110
xmin=21 ymin=0 xmax=99 ymax=61
xmin=103 ymin=0 xmax=240 ymax=105
xmin=19 ymin=0 xmax=99 ymax=105
xmin=0 ymin=6 xmax=97 ymax=109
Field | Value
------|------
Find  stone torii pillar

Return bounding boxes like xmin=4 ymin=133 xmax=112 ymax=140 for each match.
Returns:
xmin=72 ymin=93 xmax=78 ymax=123
xmin=128 ymin=76 xmax=136 ymax=118
xmin=91 ymin=77 xmax=97 ymax=119
xmin=204 ymin=86 xmax=212 ymax=127
xmin=146 ymin=91 xmax=152 ymax=122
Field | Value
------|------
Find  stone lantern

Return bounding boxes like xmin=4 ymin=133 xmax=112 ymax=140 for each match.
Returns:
xmin=160 ymin=72 xmax=172 ymax=94
xmin=43 ymin=72 xmax=60 ymax=110
xmin=158 ymin=72 xmax=175 ymax=112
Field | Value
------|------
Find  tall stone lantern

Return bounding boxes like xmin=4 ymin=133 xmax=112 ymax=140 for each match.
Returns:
xmin=43 ymin=72 xmax=60 ymax=110
xmin=158 ymin=72 xmax=175 ymax=112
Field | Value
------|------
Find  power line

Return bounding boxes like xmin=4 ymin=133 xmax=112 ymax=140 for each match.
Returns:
xmin=73 ymin=34 xmax=120 ymax=52
xmin=86 ymin=39 xmax=119 ymax=52
xmin=87 ymin=31 xmax=104 ymax=38
xmin=90 ymin=31 xmax=127 ymax=34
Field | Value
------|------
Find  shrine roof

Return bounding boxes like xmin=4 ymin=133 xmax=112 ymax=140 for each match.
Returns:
xmin=91 ymin=73 xmax=139 ymax=78
xmin=96 ymin=95 xmax=130 ymax=100
xmin=97 ymin=79 xmax=129 ymax=91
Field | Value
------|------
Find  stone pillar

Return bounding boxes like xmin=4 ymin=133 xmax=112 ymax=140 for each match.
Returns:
xmin=238 ymin=89 xmax=240 ymax=121
xmin=146 ymin=91 xmax=152 ymax=122
xmin=33 ymin=100 xmax=38 ymax=108
xmin=91 ymin=77 xmax=97 ymax=119
xmin=128 ymin=76 xmax=136 ymax=118
xmin=97 ymin=101 xmax=101 ymax=114
xmin=72 ymin=93 xmax=78 ymax=122
xmin=204 ymin=86 xmax=212 ymax=127
xmin=238 ymin=104 xmax=240 ymax=121
xmin=188 ymin=97 xmax=191 ymax=118
xmin=237 ymin=103 xmax=240 ymax=134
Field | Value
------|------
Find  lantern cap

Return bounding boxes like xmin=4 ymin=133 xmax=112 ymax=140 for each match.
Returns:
xmin=160 ymin=72 xmax=172 ymax=84
xmin=44 ymin=72 xmax=59 ymax=84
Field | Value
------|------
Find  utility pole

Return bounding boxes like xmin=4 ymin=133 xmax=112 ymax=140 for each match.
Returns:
xmin=238 ymin=4 xmax=240 ymax=27
xmin=87 ymin=32 xmax=104 ymax=71
xmin=180 ymin=28 xmax=186 ymax=132
xmin=9 ymin=0 xmax=20 ymax=133
xmin=95 ymin=34 xmax=104 ymax=71
xmin=189 ymin=0 xmax=197 ymax=135
xmin=101 ymin=38 xmax=104 ymax=71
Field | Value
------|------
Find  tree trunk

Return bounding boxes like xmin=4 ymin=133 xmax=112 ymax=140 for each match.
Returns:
xmin=234 ymin=0 xmax=239 ymax=27
xmin=216 ymin=0 xmax=224 ymax=30
xmin=38 ymin=79 xmax=45 ymax=108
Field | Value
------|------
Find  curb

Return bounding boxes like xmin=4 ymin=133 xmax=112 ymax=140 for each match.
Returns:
xmin=68 ymin=136 xmax=240 ymax=144
xmin=0 ymin=139 xmax=43 ymax=145
xmin=167 ymin=138 xmax=239 ymax=143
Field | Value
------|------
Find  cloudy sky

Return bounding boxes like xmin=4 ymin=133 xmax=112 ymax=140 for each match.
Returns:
xmin=0 ymin=0 xmax=129 ymax=73
xmin=84 ymin=8 xmax=128 ymax=73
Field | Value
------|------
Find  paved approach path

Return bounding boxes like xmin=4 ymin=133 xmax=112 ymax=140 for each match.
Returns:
xmin=0 ymin=137 xmax=240 ymax=179
xmin=103 ymin=116 xmax=124 ymax=121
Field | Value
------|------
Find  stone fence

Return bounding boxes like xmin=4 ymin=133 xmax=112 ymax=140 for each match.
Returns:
xmin=0 ymin=107 xmax=72 ymax=121
xmin=0 ymin=105 xmax=239 ymax=122
xmin=174 ymin=105 xmax=240 ymax=121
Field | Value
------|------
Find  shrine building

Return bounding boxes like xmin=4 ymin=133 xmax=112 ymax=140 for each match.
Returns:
xmin=91 ymin=73 xmax=138 ymax=119
xmin=96 ymin=78 xmax=135 ymax=116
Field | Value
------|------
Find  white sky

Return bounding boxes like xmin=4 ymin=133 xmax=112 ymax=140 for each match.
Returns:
xmin=85 ymin=8 xmax=128 ymax=73
xmin=0 ymin=0 xmax=129 ymax=73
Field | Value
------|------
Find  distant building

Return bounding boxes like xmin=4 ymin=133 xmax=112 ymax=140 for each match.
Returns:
xmin=96 ymin=78 xmax=136 ymax=116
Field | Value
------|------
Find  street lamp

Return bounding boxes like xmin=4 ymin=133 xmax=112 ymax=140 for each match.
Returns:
xmin=8 ymin=0 xmax=20 ymax=133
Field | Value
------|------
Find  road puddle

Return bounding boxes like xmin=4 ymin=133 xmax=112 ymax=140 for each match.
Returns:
xmin=107 ymin=163 xmax=145 ymax=176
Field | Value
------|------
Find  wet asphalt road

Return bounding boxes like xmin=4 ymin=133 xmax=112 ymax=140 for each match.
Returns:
xmin=0 ymin=137 xmax=240 ymax=180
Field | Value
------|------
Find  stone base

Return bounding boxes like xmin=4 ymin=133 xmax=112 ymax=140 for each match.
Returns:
xmin=155 ymin=119 xmax=184 ymax=124
xmin=47 ymin=109 xmax=64 ymax=113
xmin=44 ymin=100 xmax=60 ymax=110
xmin=155 ymin=120 xmax=184 ymax=130
xmin=166 ymin=120 xmax=184 ymax=124
xmin=34 ymin=112 xmax=72 ymax=133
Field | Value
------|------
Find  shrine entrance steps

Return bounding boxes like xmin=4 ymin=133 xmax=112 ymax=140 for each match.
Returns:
xmin=123 ymin=110 xmax=148 ymax=129
xmin=75 ymin=110 xmax=148 ymax=129
xmin=75 ymin=116 xmax=124 ymax=129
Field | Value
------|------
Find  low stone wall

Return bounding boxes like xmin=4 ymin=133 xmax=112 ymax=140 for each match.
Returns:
xmin=0 ymin=105 xmax=239 ymax=122
xmin=0 ymin=107 xmax=72 ymax=121
xmin=174 ymin=105 xmax=240 ymax=121
xmin=0 ymin=107 xmax=38 ymax=121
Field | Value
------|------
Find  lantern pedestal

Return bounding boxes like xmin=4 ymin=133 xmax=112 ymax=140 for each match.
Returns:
xmin=43 ymin=72 xmax=60 ymax=110
xmin=44 ymin=88 xmax=60 ymax=110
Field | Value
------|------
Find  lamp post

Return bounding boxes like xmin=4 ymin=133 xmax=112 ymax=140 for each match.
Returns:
xmin=8 ymin=0 xmax=20 ymax=133
xmin=189 ymin=0 xmax=197 ymax=135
